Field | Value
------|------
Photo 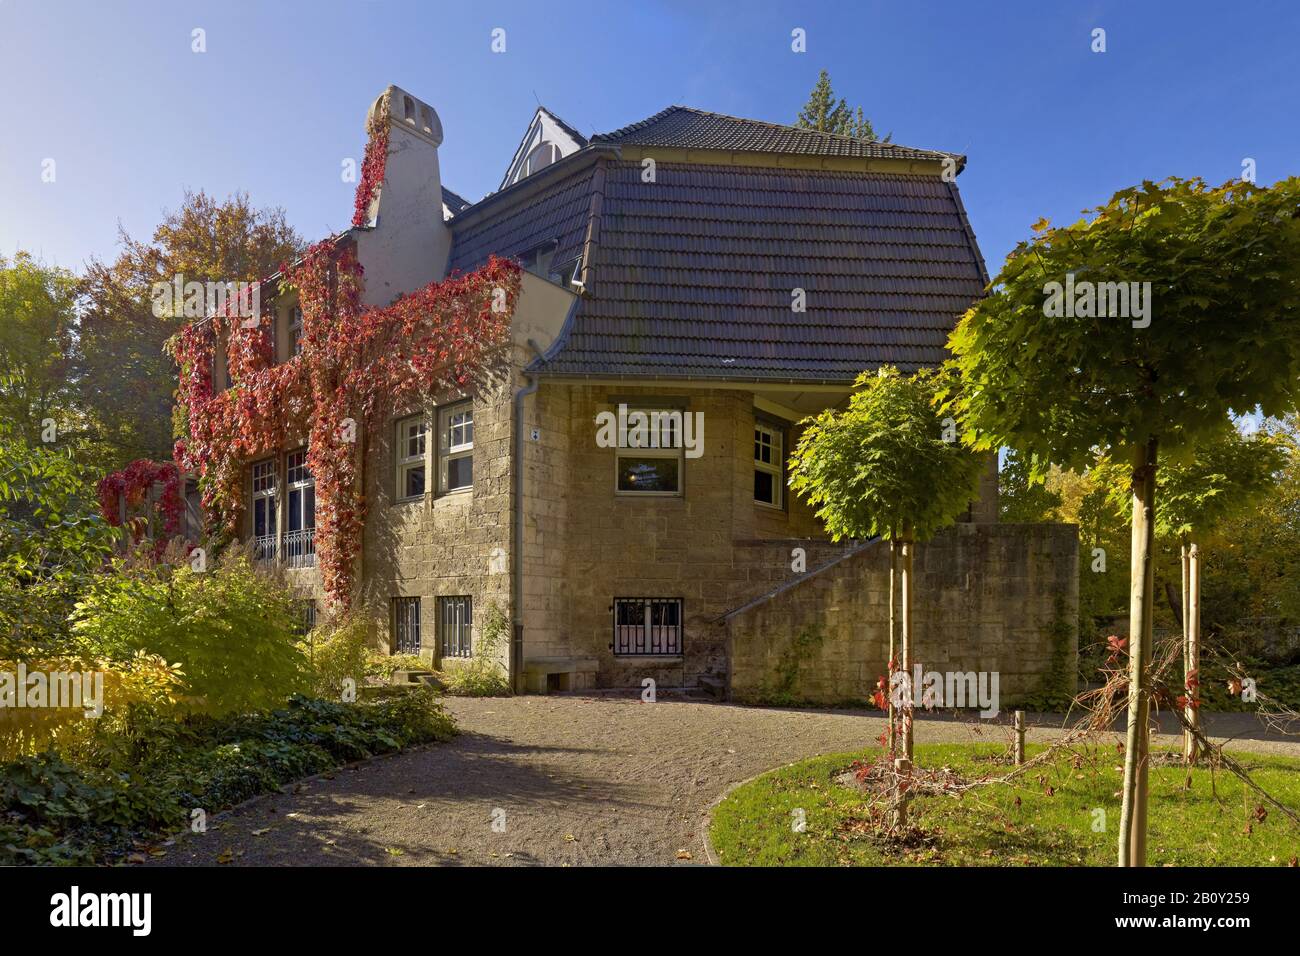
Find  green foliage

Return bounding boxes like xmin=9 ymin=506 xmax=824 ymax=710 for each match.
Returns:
xmin=0 ymin=430 xmax=117 ymax=656
xmin=70 ymin=548 xmax=309 ymax=715
xmin=0 ymin=252 xmax=79 ymax=448
xmin=1095 ymin=420 xmax=1286 ymax=540
xmin=998 ymin=449 xmax=1063 ymax=523
xmin=789 ymin=367 xmax=985 ymax=543
xmin=947 ymin=176 xmax=1300 ymax=469
xmin=795 ymin=69 xmax=889 ymax=142
xmin=304 ymin=614 xmax=370 ymax=700
xmin=0 ymin=690 xmax=455 ymax=865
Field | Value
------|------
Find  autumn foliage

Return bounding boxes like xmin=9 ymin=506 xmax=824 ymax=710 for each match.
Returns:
xmin=170 ymin=242 xmax=520 ymax=609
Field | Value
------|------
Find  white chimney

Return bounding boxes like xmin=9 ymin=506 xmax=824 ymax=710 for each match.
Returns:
xmin=353 ymin=85 xmax=452 ymax=307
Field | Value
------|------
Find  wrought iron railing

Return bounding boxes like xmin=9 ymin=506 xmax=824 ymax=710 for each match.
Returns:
xmin=283 ymin=528 xmax=316 ymax=568
xmin=253 ymin=533 xmax=278 ymax=563
xmin=611 ymin=597 xmax=683 ymax=656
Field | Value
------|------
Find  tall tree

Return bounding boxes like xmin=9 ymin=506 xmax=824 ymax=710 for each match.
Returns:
xmin=946 ymin=175 xmax=1300 ymax=866
xmin=0 ymin=253 xmax=79 ymax=446
xmin=789 ymin=366 xmax=984 ymax=824
xmin=75 ymin=190 xmax=303 ymax=469
xmin=795 ymin=70 xmax=890 ymax=141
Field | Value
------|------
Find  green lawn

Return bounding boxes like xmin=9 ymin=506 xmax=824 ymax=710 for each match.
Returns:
xmin=710 ymin=743 xmax=1300 ymax=866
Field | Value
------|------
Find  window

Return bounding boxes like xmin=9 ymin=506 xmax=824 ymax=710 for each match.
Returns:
xmin=439 ymin=403 xmax=473 ymax=493
xmin=438 ymin=596 xmax=473 ymax=658
xmin=518 ymin=241 xmax=558 ymax=279
xmin=754 ymin=422 xmax=783 ymax=508
xmin=294 ymin=600 xmax=317 ymax=636
xmin=612 ymin=598 xmax=683 ymax=656
xmin=285 ymin=449 xmax=315 ymax=566
xmin=288 ymin=305 xmax=303 ymax=357
xmin=392 ymin=597 xmax=421 ymax=655
xmin=396 ymin=416 xmax=427 ymax=500
xmin=524 ymin=141 xmax=558 ymax=177
xmin=251 ymin=459 xmax=277 ymax=560
xmin=615 ymin=408 xmax=683 ymax=496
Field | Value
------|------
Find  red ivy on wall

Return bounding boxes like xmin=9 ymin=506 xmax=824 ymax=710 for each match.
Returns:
xmin=97 ymin=460 xmax=184 ymax=557
xmin=170 ymin=241 xmax=520 ymax=610
xmin=351 ymin=103 xmax=389 ymax=228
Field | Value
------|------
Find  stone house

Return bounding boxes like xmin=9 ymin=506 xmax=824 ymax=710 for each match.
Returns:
xmin=223 ymin=84 xmax=1078 ymax=703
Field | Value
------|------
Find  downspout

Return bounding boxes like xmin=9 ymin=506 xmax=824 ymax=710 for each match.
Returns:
xmin=511 ymin=339 xmax=545 ymax=693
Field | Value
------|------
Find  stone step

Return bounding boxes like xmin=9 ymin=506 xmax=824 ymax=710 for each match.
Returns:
xmin=697 ymin=675 xmax=726 ymax=700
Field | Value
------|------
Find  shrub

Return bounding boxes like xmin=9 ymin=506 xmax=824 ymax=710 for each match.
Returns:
xmin=70 ymin=548 xmax=309 ymax=715
xmin=303 ymin=614 xmax=370 ymax=700
xmin=0 ymin=689 xmax=456 ymax=865
xmin=0 ymin=652 xmax=182 ymax=762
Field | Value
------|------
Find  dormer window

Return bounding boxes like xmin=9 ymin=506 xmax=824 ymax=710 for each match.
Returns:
xmin=518 ymin=240 xmax=559 ymax=280
xmin=524 ymin=141 xmax=559 ymax=177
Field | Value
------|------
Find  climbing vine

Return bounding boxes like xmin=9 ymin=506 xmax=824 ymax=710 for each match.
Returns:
xmin=170 ymin=241 xmax=520 ymax=609
xmin=97 ymin=459 xmax=184 ymax=557
xmin=352 ymin=100 xmax=389 ymax=228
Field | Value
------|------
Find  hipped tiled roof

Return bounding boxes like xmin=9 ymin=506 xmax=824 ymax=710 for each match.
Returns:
xmin=592 ymin=106 xmax=962 ymax=167
xmin=448 ymin=108 xmax=987 ymax=383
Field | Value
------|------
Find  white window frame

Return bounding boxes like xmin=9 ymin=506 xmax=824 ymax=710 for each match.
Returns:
xmin=754 ymin=421 xmax=783 ymax=509
xmin=285 ymin=448 xmax=315 ymax=532
xmin=438 ymin=402 xmax=474 ymax=494
xmin=614 ymin=407 xmax=684 ymax=497
xmin=251 ymin=458 xmax=277 ymax=556
xmin=395 ymin=415 xmax=428 ymax=502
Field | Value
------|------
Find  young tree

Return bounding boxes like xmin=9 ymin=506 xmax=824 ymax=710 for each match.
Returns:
xmin=795 ymin=69 xmax=890 ymax=141
xmin=946 ymin=176 xmax=1300 ymax=866
xmin=1097 ymin=421 xmax=1285 ymax=763
xmin=789 ymin=367 xmax=984 ymax=821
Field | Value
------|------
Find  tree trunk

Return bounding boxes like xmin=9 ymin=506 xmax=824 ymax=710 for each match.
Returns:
xmin=1185 ymin=539 xmax=1201 ymax=765
xmin=892 ymin=532 xmax=915 ymax=829
xmin=1119 ymin=437 xmax=1158 ymax=867
xmin=888 ymin=539 xmax=897 ymax=754
xmin=900 ymin=533 xmax=914 ymax=764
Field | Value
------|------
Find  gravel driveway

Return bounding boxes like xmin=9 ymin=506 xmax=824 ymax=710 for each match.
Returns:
xmin=150 ymin=694 xmax=1300 ymax=867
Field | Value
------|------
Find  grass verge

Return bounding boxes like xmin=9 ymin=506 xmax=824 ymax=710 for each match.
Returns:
xmin=710 ymin=742 xmax=1300 ymax=866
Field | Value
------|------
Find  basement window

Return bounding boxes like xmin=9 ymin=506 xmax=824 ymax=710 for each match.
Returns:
xmin=438 ymin=595 xmax=473 ymax=658
xmin=392 ymin=597 xmax=421 ymax=655
xmin=612 ymin=598 xmax=683 ymax=656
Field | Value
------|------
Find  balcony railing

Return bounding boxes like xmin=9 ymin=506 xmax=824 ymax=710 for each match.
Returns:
xmin=283 ymin=528 xmax=316 ymax=568
xmin=254 ymin=533 xmax=278 ymax=563
xmin=253 ymin=529 xmax=315 ymax=568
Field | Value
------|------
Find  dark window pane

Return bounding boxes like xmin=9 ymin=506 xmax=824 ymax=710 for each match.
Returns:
xmin=447 ymin=456 xmax=472 ymax=491
xmin=404 ymin=465 xmax=425 ymax=498
xmin=617 ymin=456 xmax=679 ymax=493
xmin=754 ymin=470 xmax=775 ymax=504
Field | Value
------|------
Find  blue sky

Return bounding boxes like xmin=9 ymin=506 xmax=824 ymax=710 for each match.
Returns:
xmin=2 ymin=0 xmax=1297 ymax=275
